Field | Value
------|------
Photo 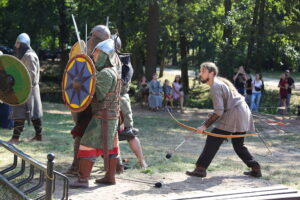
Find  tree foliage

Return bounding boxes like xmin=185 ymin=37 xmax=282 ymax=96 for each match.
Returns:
xmin=0 ymin=0 xmax=299 ymax=85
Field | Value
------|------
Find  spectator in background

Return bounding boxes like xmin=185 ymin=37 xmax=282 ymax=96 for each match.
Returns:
xmin=162 ymin=79 xmax=173 ymax=111
xmin=250 ymin=73 xmax=264 ymax=112
xmin=245 ymin=72 xmax=253 ymax=106
xmin=172 ymin=75 xmax=185 ymax=113
xmin=233 ymin=66 xmax=246 ymax=95
xmin=138 ymin=75 xmax=149 ymax=106
xmin=148 ymin=73 xmax=162 ymax=111
xmin=285 ymin=70 xmax=295 ymax=113
xmin=278 ymin=73 xmax=288 ymax=114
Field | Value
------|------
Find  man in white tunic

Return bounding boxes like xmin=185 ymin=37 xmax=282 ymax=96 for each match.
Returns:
xmin=186 ymin=62 xmax=261 ymax=178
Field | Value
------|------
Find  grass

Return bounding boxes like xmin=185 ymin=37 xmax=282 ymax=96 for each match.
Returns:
xmin=1 ymin=68 xmax=300 ymax=196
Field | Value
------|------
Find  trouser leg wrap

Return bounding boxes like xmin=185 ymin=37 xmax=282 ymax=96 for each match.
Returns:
xmin=12 ymin=119 xmax=25 ymax=139
xmin=31 ymin=118 xmax=42 ymax=136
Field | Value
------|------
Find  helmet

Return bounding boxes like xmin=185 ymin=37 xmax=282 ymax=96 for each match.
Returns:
xmin=0 ymin=51 xmax=3 ymax=55
xmin=16 ymin=33 xmax=30 ymax=46
xmin=111 ymin=34 xmax=121 ymax=52
xmin=93 ymin=39 xmax=120 ymax=68
xmin=91 ymin=25 xmax=111 ymax=41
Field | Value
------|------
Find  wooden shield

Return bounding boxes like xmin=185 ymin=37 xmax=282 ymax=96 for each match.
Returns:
xmin=62 ymin=54 xmax=96 ymax=112
xmin=0 ymin=55 xmax=32 ymax=105
xmin=69 ymin=40 xmax=86 ymax=60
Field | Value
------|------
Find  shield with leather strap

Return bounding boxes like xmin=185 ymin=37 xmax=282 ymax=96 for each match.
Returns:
xmin=62 ymin=54 xmax=96 ymax=112
xmin=0 ymin=54 xmax=32 ymax=105
xmin=69 ymin=40 xmax=86 ymax=60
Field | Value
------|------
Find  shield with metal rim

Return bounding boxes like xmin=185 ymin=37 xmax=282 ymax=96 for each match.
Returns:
xmin=0 ymin=54 xmax=32 ymax=105
xmin=62 ymin=54 xmax=96 ymax=112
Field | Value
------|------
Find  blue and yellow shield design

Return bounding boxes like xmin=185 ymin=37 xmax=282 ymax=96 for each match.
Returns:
xmin=62 ymin=54 xmax=96 ymax=112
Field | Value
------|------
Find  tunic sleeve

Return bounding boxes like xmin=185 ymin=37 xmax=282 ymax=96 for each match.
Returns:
xmin=23 ymin=53 xmax=38 ymax=85
xmin=210 ymin=86 xmax=224 ymax=116
xmin=95 ymin=69 xmax=114 ymax=101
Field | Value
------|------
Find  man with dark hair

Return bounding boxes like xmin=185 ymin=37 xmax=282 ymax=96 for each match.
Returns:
xmin=8 ymin=33 xmax=43 ymax=144
xmin=186 ymin=62 xmax=261 ymax=178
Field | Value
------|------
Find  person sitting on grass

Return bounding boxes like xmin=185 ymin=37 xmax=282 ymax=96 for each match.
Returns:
xmin=138 ymin=75 xmax=149 ymax=106
xmin=148 ymin=73 xmax=162 ymax=111
xmin=162 ymin=79 xmax=173 ymax=112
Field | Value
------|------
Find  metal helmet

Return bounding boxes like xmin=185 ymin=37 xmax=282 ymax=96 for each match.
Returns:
xmin=93 ymin=39 xmax=120 ymax=68
xmin=91 ymin=25 xmax=111 ymax=41
xmin=111 ymin=34 xmax=121 ymax=52
xmin=94 ymin=39 xmax=115 ymax=57
xmin=16 ymin=33 xmax=30 ymax=46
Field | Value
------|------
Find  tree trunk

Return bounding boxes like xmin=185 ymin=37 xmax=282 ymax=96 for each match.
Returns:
xmin=255 ymin=0 xmax=266 ymax=71
xmin=171 ymin=41 xmax=178 ymax=66
xmin=159 ymin=43 xmax=167 ymax=78
xmin=246 ymin=0 xmax=260 ymax=69
xmin=132 ymin=43 xmax=144 ymax=81
xmin=56 ymin=0 xmax=69 ymax=80
xmin=177 ymin=0 xmax=189 ymax=94
xmin=223 ymin=0 xmax=232 ymax=45
xmin=145 ymin=1 xmax=160 ymax=81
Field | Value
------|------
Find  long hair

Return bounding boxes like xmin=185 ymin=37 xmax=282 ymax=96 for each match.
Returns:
xmin=174 ymin=75 xmax=181 ymax=84
xmin=200 ymin=62 xmax=238 ymax=93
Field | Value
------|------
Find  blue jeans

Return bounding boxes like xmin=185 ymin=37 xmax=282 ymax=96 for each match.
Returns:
xmin=250 ymin=92 xmax=261 ymax=112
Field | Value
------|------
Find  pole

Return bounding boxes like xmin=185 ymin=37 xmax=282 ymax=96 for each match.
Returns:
xmin=71 ymin=14 xmax=83 ymax=54
xmin=45 ymin=153 xmax=55 ymax=200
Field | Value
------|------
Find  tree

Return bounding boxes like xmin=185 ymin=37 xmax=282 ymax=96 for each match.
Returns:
xmin=177 ymin=0 xmax=189 ymax=94
xmin=145 ymin=1 xmax=160 ymax=81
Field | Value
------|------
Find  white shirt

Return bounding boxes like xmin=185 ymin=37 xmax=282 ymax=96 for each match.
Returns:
xmin=252 ymin=79 xmax=263 ymax=93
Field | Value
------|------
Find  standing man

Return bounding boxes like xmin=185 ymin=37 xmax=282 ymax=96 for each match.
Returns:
xmin=186 ymin=62 xmax=261 ymax=178
xmin=115 ymin=35 xmax=147 ymax=168
xmin=285 ymin=70 xmax=295 ymax=113
xmin=8 ymin=33 xmax=43 ymax=144
xmin=65 ymin=25 xmax=111 ymax=176
xmin=70 ymin=39 xmax=122 ymax=188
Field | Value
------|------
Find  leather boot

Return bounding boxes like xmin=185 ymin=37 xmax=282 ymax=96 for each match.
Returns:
xmin=30 ymin=135 xmax=42 ymax=141
xmin=186 ymin=165 xmax=207 ymax=177
xmin=64 ymin=136 xmax=81 ymax=176
xmin=95 ymin=158 xmax=117 ymax=185
xmin=244 ymin=165 xmax=262 ymax=178
xmin=69 ymin=158 xmax=94 ymax=188
xmin=116 ymin=157 xmax=124 ymax=174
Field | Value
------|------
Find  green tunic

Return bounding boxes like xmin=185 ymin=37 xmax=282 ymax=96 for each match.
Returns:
xmin=80 ymin=66 xmax=119 ymax=150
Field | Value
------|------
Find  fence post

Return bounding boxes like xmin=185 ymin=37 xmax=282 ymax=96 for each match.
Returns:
xmin=45 ymin=153 xmax=55 ymax=200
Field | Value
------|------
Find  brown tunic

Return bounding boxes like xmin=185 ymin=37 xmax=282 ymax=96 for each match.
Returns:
xmin=210 ymin=78 xmax=255 ymax=132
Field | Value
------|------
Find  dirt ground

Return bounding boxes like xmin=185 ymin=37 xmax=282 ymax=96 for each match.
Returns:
xmin=67 ymin=106 xmax=300 ymax=200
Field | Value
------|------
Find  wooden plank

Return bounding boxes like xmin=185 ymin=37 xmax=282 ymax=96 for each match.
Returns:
xmin=232 ymin=193 xmax=300 ymax=200
xmin=162 ymin=186 xmax=297 ymax=200
xmin=198 ymin=189 xmax=298 ymax=200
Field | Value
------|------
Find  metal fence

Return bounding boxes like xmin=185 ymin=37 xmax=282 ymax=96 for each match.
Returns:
xmin=0 ymin=140 xmax=69 ymax=200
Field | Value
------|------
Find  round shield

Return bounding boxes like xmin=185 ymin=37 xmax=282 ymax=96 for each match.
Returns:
xmin=62 ymin=54 xmax=96 ymax=112
xmin=0 ymin=54 xmax=32 ymax=105
xmin=69 ymin=40 xmax=86 ymax=60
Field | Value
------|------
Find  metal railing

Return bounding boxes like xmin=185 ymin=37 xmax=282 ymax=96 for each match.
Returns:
xmin=0 ymin=140 xmax=69 ymax=200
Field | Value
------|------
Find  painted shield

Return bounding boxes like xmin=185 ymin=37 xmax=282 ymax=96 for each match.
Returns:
xmin=0 ymin=55 xmax=32 ymax=105
xmin=69 ymin=40 xmax=86 ymax=60
xmin=62 ymin=54 xmax=96 ymax=112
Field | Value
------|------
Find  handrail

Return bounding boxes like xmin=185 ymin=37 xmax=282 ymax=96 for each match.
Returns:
xmin=0 ymin=140 xmax=69 ymax=200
